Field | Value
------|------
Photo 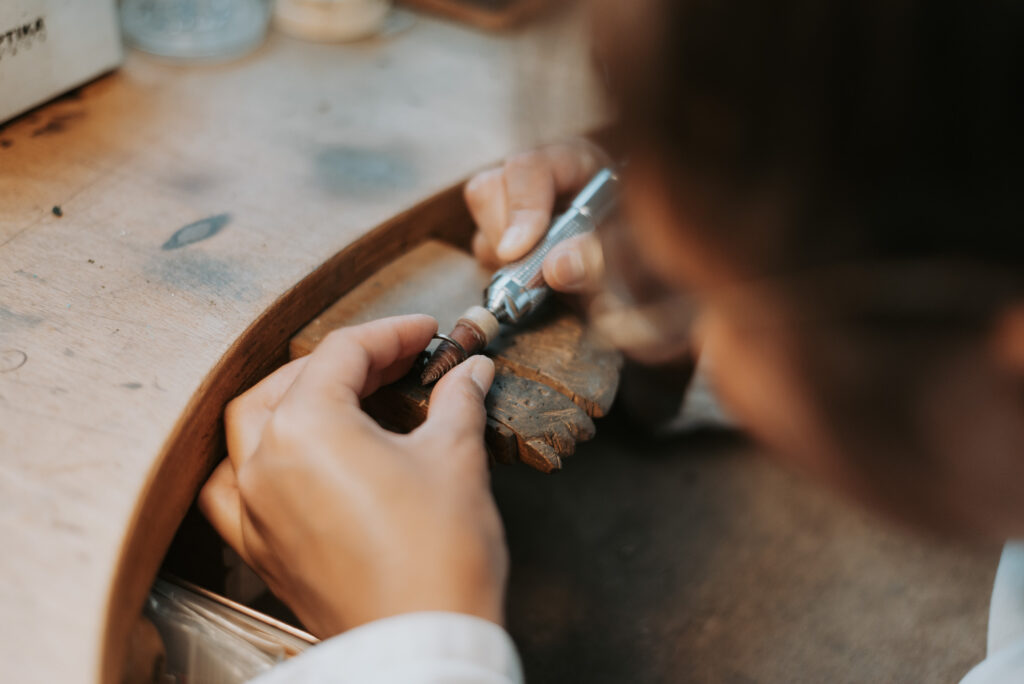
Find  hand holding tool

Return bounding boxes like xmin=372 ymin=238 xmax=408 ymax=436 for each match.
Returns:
xmin=421 ymin=167 xmax=620 ymax=385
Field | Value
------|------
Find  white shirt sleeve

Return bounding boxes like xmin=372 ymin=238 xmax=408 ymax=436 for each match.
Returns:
xmin=250 ymin=612 xmax=524 ymax=684
xmin=959 ymin=637 xmax=1024 ymax=684
xmin=961 ymin=542 xmax=1024 ymax=684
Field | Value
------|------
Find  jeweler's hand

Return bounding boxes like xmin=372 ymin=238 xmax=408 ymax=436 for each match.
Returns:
xmin=466 ymin=138 xmax=609 ymax=293
xmin=199 ymin=315 xmax=507 ymax=638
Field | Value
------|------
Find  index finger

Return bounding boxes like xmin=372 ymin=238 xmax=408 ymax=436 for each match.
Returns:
xmin=498 ymin=141 xmax=607 ymax=261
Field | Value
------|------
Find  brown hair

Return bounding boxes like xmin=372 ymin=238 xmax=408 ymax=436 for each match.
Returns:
xmin=594 ymin=0 xmax=1024 ymax=278
xmin=592 ymin=0 xmax=1024 ymax=534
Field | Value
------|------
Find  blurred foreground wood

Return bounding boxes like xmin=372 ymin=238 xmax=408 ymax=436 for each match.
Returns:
xmin=400 ymin=0 xmax=552 ymax=30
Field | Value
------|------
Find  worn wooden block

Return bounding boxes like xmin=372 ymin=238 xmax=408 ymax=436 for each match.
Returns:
xmin=363 ymin=371 xmax=595 ymax=472
xmin=489 ymin=306 xmax=620 ymax=418
xmin=291 ymin=240 xmax=621 ymax=471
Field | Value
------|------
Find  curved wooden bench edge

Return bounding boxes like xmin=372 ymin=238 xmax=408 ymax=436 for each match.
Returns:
xmin=98 ymin=179 xmax=476 ymax=684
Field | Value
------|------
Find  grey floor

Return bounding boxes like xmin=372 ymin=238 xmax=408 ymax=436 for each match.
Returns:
xmin=494 ymin=421 xmax=1001 ymax=684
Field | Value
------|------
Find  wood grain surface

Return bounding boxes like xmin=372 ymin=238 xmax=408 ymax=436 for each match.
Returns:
xmin=0 ymin=10 xmax=605 ymax=683
xmin=289 ymin=240 xmax=492 ymax=356
xmin=290 ymin=239 xmax=621 ymax=471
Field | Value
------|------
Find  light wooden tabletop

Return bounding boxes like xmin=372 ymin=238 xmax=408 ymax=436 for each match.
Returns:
xmin=0 ymin=10 xmax=604 ymax=683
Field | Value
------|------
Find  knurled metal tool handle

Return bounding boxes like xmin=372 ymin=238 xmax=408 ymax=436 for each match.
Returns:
xmin=485 ymin=167 xmax=619 ymax=324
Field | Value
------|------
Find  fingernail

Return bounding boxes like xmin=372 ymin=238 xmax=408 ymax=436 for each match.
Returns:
xmin=551 ymin=249 xmax=586 ymax=288
xmin=497 ymin=223 xmax=528 ymax=259
xmin=469 ymin=356 xmax=495 ymax=394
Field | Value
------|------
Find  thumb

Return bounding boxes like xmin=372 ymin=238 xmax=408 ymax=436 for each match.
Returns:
xmin=414 ymin=355 xmax=495 ymax=460
xmin=542 ymin=232 xmax=604 ymax=293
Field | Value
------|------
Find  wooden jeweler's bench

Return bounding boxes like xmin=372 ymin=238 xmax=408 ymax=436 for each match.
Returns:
xmin=0 ymin=9 xmax=605 ymax=682
xmin=137 ymin=178 xmax=623 ymax=681
xmin=0 ymin=6 xmax=1001 ymax=683
xmin=138 ymin=170 xmax=623 ymax=680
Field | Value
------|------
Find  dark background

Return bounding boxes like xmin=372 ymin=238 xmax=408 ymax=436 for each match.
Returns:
xmin=166 ymin=418 xmax=998 ymax=683
xmin=496 ymin=420 xmax=998 ymax=684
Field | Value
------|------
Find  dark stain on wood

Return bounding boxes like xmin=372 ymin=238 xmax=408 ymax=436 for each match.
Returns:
xmin=0 ymin=305 xmax=43 ymax=329
xmin=314 ymin=145 xmax=416 ymax=197
xmin=162 ymin=214 xmax=231 ymax=250
xmin=56 ymin=87 xmax=85 ymax=103
xmin=166 ymin=172 xmax=220 ymax=196
xmin=31 ymin=111 xmax=85 ymax=137
xmin=146 ymin=250 xmax=263 ymax=303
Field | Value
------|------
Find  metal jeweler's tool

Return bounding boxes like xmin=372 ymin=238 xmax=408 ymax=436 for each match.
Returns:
xmin=421 ymin=167 xmax=620 ymax=385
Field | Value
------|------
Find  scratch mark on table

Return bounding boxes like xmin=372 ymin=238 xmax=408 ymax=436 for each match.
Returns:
xmin=0 ymin=400 xmax=126 ymax=438
xmin=0 ymin=166 xmax=108 ymax=249
xmin=88 ymin=312 xmax=219 ymax=345
xmin=0 ymin=216 xmax=45 ymax=250
xmin=0 ymin=350 xmax=28 ymax=373
xmin=51 ymin=518 xmax=87 ymax=535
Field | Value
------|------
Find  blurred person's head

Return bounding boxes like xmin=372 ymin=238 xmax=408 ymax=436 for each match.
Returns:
xmin=593 ymin=0 xmax=1024 ymax=537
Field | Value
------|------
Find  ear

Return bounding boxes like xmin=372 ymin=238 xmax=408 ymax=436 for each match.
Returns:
xmin=992 ymin=304 xmax=1024 ymax=376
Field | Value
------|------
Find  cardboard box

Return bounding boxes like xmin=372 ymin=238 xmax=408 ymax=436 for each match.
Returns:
xmin=0 ymin=0 xmax=122 ymax=124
